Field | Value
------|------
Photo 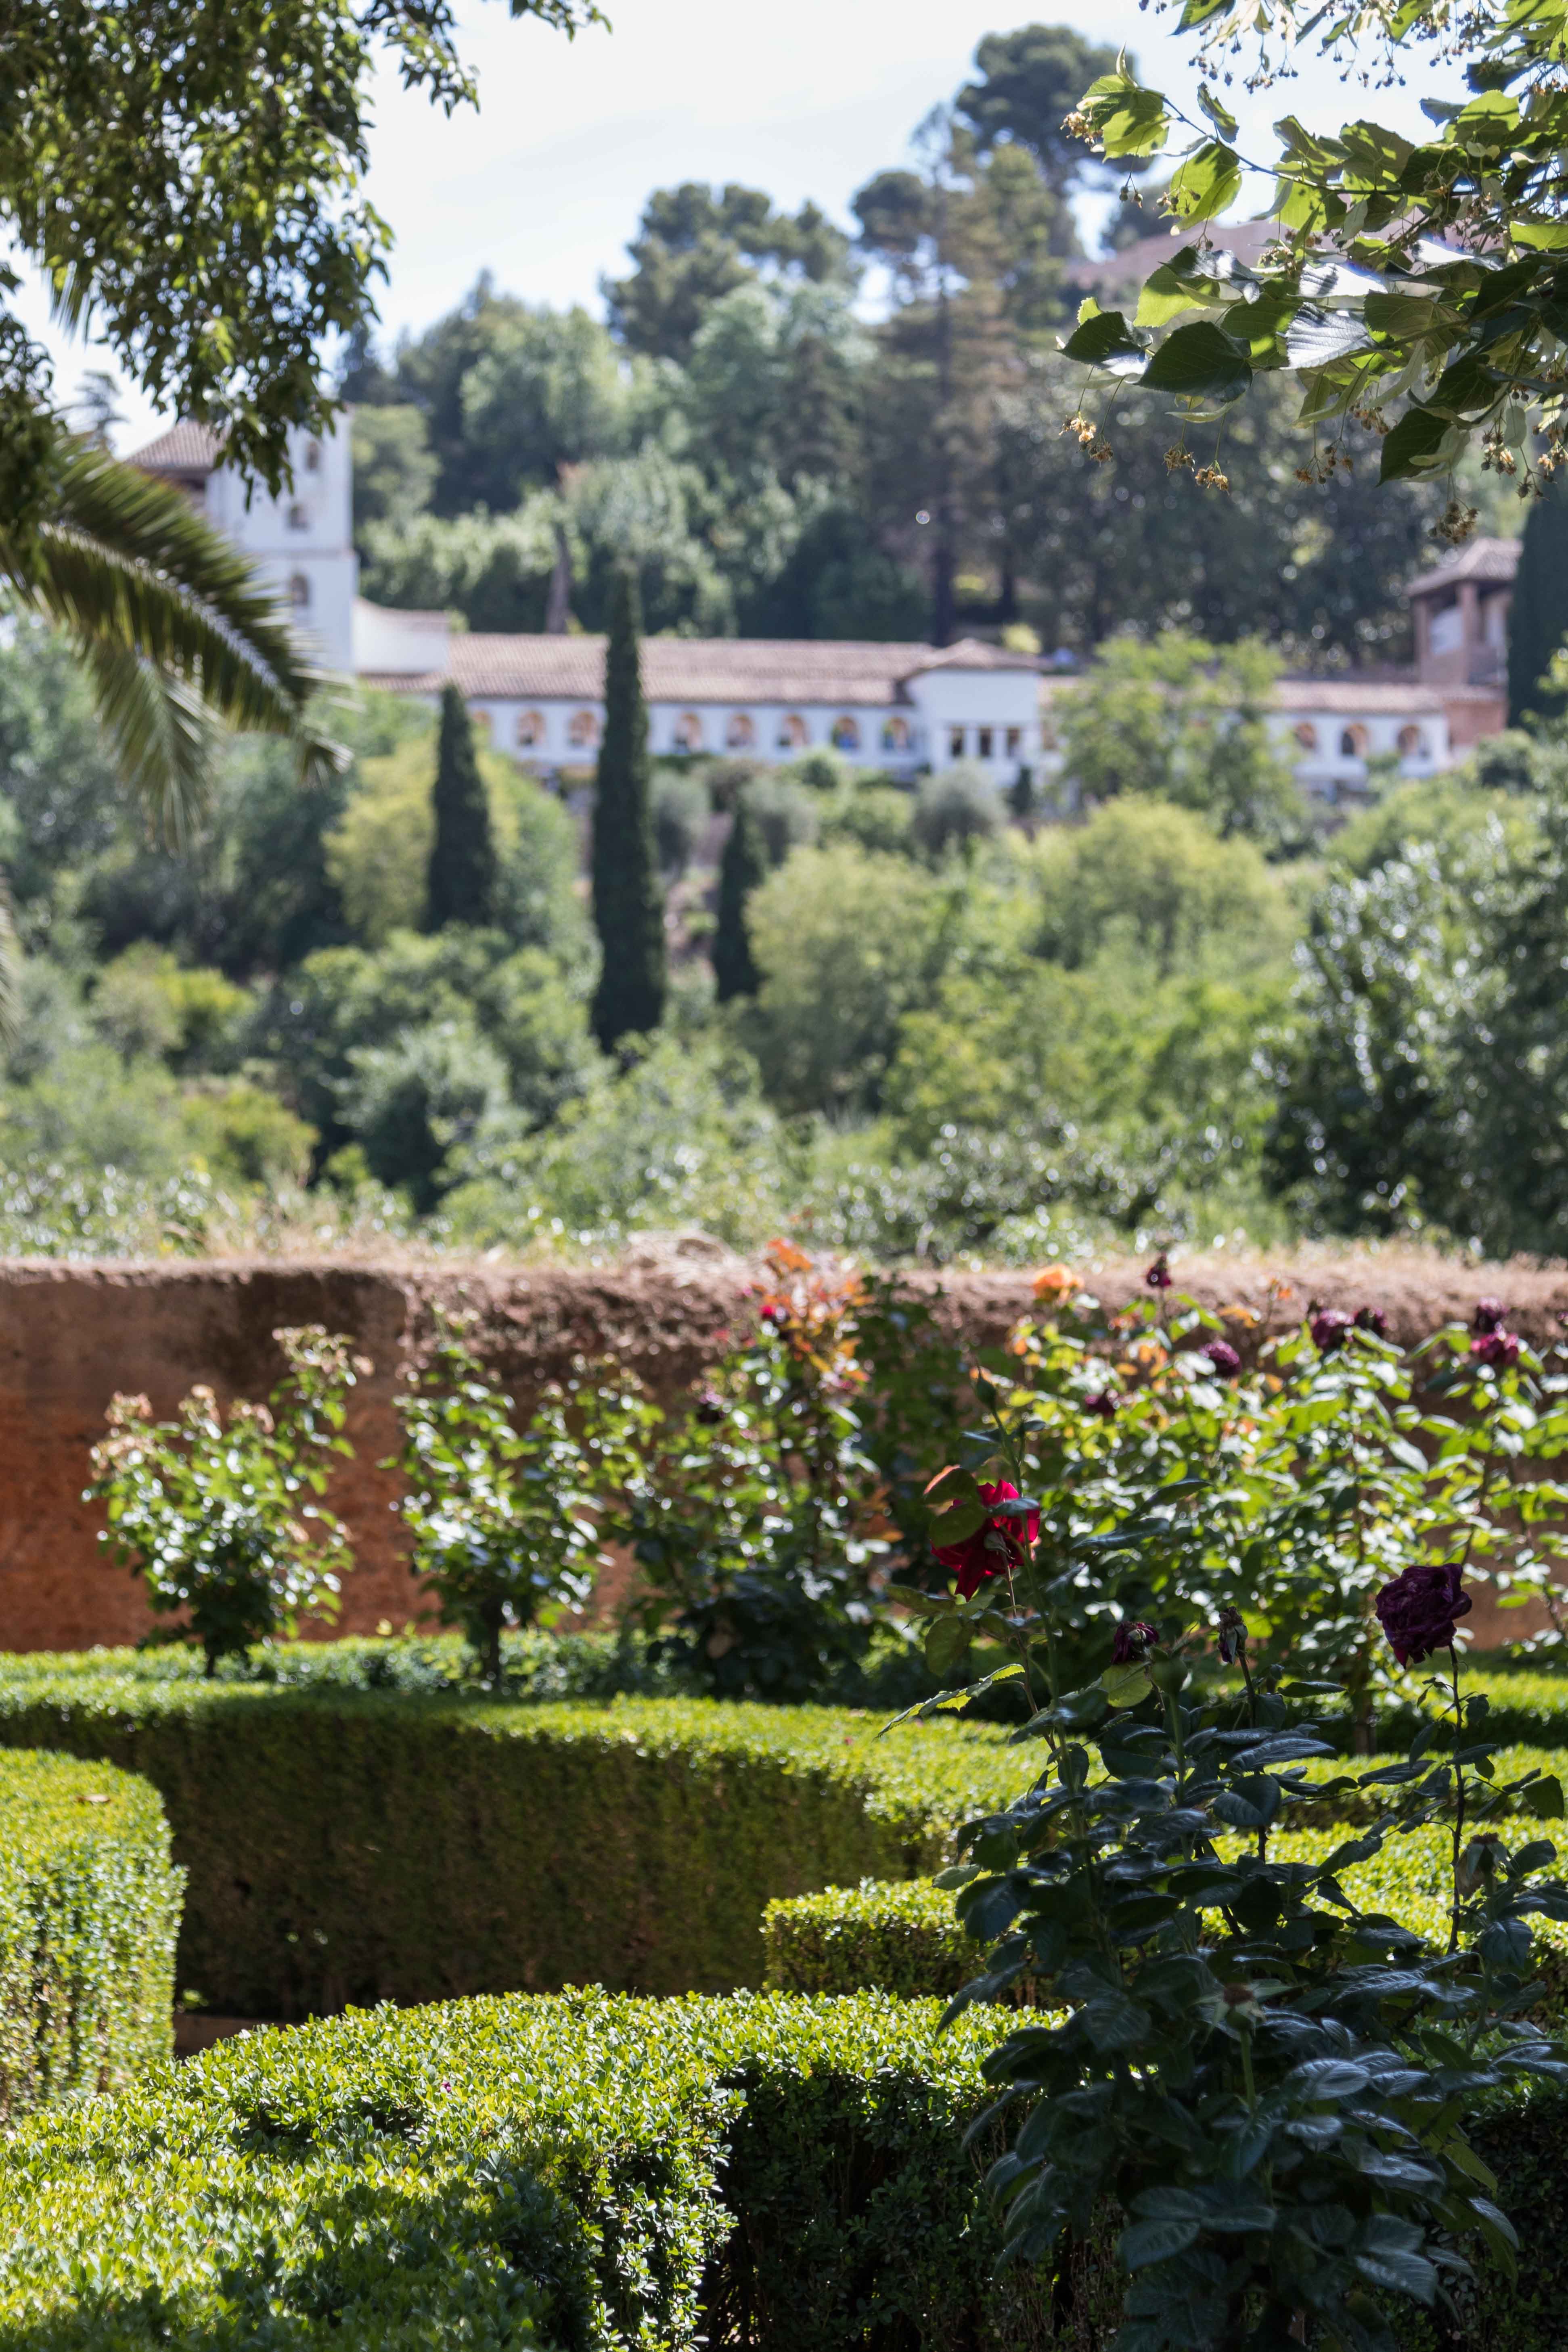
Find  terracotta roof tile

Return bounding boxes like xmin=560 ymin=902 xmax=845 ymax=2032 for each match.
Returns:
xmin=129 ymin=421 xmax=225 ymax=474
xmin=431 ymin=634 xmax=1033 ymax=705
xmin=1406 ymin=536 xmax=1520 ymax=599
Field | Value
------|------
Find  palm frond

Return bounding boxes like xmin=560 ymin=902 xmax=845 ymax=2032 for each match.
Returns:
xmin=0 ymin=875 xmax=21 ymax=1053
xmin=0 ymin=438 xmax=348 ymax=842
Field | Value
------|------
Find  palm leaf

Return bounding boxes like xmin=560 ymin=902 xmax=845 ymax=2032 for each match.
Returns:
xmin=0 ymin=876 xmax=19 ymax=1052
xmin=0 ymin=436 xmax=347 ymax=843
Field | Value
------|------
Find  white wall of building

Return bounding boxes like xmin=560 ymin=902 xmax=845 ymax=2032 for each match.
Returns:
xmin=1266 ymin=705 xmax=1450 ymax=798
xmin=205 ymin=421 xmax=357 ymax=673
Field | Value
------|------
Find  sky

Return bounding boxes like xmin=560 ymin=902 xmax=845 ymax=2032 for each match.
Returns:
xmin=16 ymin=0 xmax=1468 ymax=451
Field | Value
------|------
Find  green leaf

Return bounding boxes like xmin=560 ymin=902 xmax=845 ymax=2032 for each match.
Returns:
xmin=1196 ymin=83 xmax=1238 ymax=140
xmin=1379 ymin=404 xmax=1449 ymax=481
xmin=1101 ymin=1661 xmax=1154 ymax=1709
xmin=1523 ymin=1774 xmax=1565 ymax=1819
xmin=1120 ymin=2216 xmax=1201 ymax=2267
xmin=1061 ymin=309 xmax=1147 ymax=371
xmin=1167 ymin=140 xmax=1243 ymax=225
xmin=925 ymin=1614 xmax=974 ymax=1680
xmin=1081 ymin=71 xmax=1172 ymax=159
xmin=1142 ymin=320 xmax=1252 ymax=402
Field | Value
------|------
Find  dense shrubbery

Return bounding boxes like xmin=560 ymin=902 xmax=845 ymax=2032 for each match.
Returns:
xmin=0 ymin=1748 xmax=180 ymax=2118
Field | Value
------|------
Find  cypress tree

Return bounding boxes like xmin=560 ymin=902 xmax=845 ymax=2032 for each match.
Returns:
xmin=1508 ymin=474 xmax=1568 ymax=726
xmin=427 ymin=682 xmax=496 ymax=930
xmin=712 ymin=792 xmax=766 ymax=1001
xmin=590 ymin=568 xmax=666 ymax=1048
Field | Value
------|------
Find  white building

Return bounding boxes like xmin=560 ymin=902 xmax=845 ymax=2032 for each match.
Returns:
xmin=131 ymin=417 xmax=358 ymax=676
xmin=358 ymin=630 xmax=1046 ymax=782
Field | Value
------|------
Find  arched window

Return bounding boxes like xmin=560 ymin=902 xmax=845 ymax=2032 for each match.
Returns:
xmin=830 ymin=714 xmax=861 ymax=751
xmin=726 ymin=712 xmax=756 ymax=750
xmin=470 ymin=708 xmax=493 ymax=738
xmin=948 ymin=727 xmax=965 ymax=759
xmin=567 ymin=709 xmax=600 ymax=749
xmin=304 ymin=440 xmax=323 ymax=474
xmin=287 ymin=503 xmax=310 ymax=532
xmin=1293 ymin=721 xmax=1317 ymax=751
xmin=673 ymin=711 xmax=705 ymax=752
xmin=777 ymin=713 xmax=809 ymax=749
xmin=1339 ymin=724 xmax=1368 ymax=758
xmin=288 ymin=572 xmax=311 ymax=611
xmin=1396 ymin=723 xmax=1426 ymax=758
xmin=516 ymin=709 xmax=546 ymax=749
xmin=976 ymin=727 xmax=994 ymax=759
xmin=881 ymin=716 xmax=912 ymax=754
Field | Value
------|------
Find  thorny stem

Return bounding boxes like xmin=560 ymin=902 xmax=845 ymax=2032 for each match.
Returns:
xmin=1448 ymin=1641 xmax=1466 ymax=1959
xmin=1237 ymin=1634 xmax=1268 ymax=1864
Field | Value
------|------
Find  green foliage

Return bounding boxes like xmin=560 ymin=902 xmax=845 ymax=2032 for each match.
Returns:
xmin=0 ymin=1988 xmax=1036 ymax=2352
xmin=603 ymin=182 xmax=854 ymax=364
xmin=1509 ymin=473 xmax=1568 ymax=726
xmin=0 ymin=1659 xmax=1022 ymax=2012
xmin=1055 ymin=634 xmax=1303 ymax=843
xmin=651 ymin=765 xmax=709 ymax=876
xmin=712 ymin=794 xmax=766 ymax=1001
xmin=911 ymin=762 xmax=1003 ymax=858
xmin=88 ymin=1327 xmax=365 ymax=1674
xmin=393 ymin=1312 xmax=649 ymax=1682
xmin=349 ymin=403 xmax=439 ymax=532
xmin=764 ymin=1876 xmax=979 ymax=1999
xmin=590 ymin=570 xmax=666 ymax=1050
xmin=426 ymin=683 xmax=496 ymax=931
xmin=0 ymin=1747 xmax=180 ymax=2120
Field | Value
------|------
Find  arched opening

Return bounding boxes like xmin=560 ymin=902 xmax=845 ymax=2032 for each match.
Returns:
xmin=567 ymin=709 xmax=600 ymax=750
xmin=673 ymin=711 xmax=705 ymax=752
xmin=830 ymin=714 xmax=861 ymax=751
xmin=304 ymin=440 xmax=323 ymax=474
xmin=288 ymin=573 xmax=311 ymax=611
xmin=1339 ymin=724 xmax=1368 ymax=759
xmin=287 ymin=503 xmax=310 ymax=532
xmin=1293 ymin=721 xmax=1318 ymax=751
xmin=777 ymin=713 xmax=809 ymax=749
xmin=516 ymin=710 xmax=546 ymax=749
xmin=726 ymin=713 xmax=756 ymax=750
xmin=881 ymin=716 xmax=912 ymax=754
xmin=1396 ymin=723 xmax=1426 ymax=758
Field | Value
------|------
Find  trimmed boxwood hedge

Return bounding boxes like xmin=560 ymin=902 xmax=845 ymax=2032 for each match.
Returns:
xmin=0 ymin=1748 xmax=180 ymax=2120
xmin=3 ymin=1985 xmax=1566 ymax=2351
xmin=0 ymin=1651 xmax=1027 ymax=2017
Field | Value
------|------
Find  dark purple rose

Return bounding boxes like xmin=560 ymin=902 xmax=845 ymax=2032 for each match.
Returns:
xmin=1471 ymin=1329 xmax=1521 ymax=1370
xmin=1354 ymin=1304 xmax=1389 ymax=1338
xmin=1216 ymin=1605 xmax=1246 ymax=1666
xmin=693 ymin=1385 xmax=726 ymax=1426
xmin=1375 ymin=1561 xmax=1472 ymax=1666
xmin=933 ymin=1480 xmax=1041 ymax=1601
xmin=1473 ymin=1296 xmax=1507 ymax=1334
xmin=1112 ymin=1619 xmax=1157 ymax=1665
xmin=1145 ymin=1254 xmax=1172 ymax=1291
xmin=1204 ymin=1340 xmax=1242 ymax=1377
xmin=1082 ymin=1388 xmax=1119 ymax=1420
xmin=1311 ymin=1309 xmax=1353 ymax=1353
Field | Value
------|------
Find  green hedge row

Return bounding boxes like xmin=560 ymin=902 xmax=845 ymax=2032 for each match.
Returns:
xmin=768 ymin=1818 xmax=1568 ymax=2002
xmin=0 ymin=1749 xmax=180 ymax=2121
xmin=0 ymin=1652 xmax=1026 ymax=2017
xmin=3 ymin=1985 xmax=1566 ymax=2351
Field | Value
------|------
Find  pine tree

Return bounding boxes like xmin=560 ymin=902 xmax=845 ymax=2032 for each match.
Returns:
xmin=1509 ymin=475 xmax=1568 ymax=726
xmin=590 ymin=569 xmax=666 ymax=1048
xmin=712 ymin=793 xmax=767 ymax=1001
xmin=427 ymin=682 xmax=496 ymax=930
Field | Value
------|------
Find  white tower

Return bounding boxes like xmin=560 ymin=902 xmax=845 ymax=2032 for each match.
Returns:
xmin=130 ymin=415 xmax=358 ymax=676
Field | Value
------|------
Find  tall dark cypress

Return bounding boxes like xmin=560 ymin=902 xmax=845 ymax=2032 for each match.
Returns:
xmin=590 ymin=569 xmax=666 ymax=1048
xmin=1508 ymin=475 xmax=1568 ymax=727
xmin=712 ymin=792 xmax=766 ymax=1002
xmin=427 ymin=683 xmax=496 ymax=930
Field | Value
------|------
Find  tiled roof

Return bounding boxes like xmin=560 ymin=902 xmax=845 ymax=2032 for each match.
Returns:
xmin=129 ymin=421 xmax=225 ymax=474
xmin=1272 ymin=676 xmax=1449 ymax=715
xmin=1407 ymin=536 xmax=1520 ymax=598
xmin=390 ymin=633 xmax=1038 ymax=705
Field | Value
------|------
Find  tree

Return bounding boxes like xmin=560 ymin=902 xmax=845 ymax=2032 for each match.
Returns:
xmin=956 ymin=24 xmax=1130 ymax=216
xmin=1509 ymin=473 xmax=1568 ymax=725
xmin=0 ymin=0 xmax=601 ymax=528
xmin=712 ymin=795 xmax=767 ymax=1001
xmin=603 ymin=183 xmax=854 ymax=364
xmin=1062 ymin=6 xmax=1568 ymax=507
xmin=427 ymin=685 xmax=497 ymax=930
xmin=590 ymin=570 xmax=666 ymax=1049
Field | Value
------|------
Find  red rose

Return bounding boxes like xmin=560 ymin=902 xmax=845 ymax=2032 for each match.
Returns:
xmin=1375 ymin=1561 xmax=1472 ymax=1666
xmin=1473 ymin=1296 xmax=1507 ymax=1334
xmin=933 ymin=1479 xmax=1040 ymax=1599
xmin=1311 ymin=1309 xmax=1353 ymax=1353
xmin=1471 ymin=1329 xmax=1520 ymax=1370
xmin=1082 ymin=1389 xmax=1119 ymax=1420
xmin=1145 ymin=1254 xmax=1172 ymax=1291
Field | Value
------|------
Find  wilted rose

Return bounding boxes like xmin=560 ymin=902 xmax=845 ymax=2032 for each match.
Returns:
xmin=933 ymin=1479 xmax=1040 ymax=1600
xmin=1471 ymin=1329 xmax=1521 ymax=1370
xmin=1082 ymin=1389 xmax=1119 ymax=1420
xmin=1145 ymin=1253 xmax=1172 ymax=1291
xmin=692 ymin=1386 xmax=726 ymax=1426
xmin=1311 ymin=1309 xmax=1353 ymax=1353
xmin=1374 ymin=1561 xmax=1472 ymax=1666
xmin=1111 ymin=1619 xmax=1157 ymax=1664
xmin=1354 ymin=1304 xmax=1389 ymax=1338
xmin=1455 ymin=1833 xmax=1506 ymax=1898
xmin=1204 ymin=1340 xmax=1242 ymax=1378
xmin=1216 ymin=1605 xmax=1246 ymax=1666
xmin=1473 ymin=1296 xmax=1507 ymax=1334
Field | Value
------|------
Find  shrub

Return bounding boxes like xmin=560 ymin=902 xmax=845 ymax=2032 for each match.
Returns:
xmin=764 ymin=1877 xmax=976 ymax=1999
xmin=651 ymin=766 xmax=710 ymax=874
xmin=0 ymin=1659 xmax=1024 ymax=2015
xmin=911 ymin=762 xmax=1001 ymax=858
xmin=87 ymin=1327 xmax=366 ymax=1674
xmin=0 ymin=1748 xmax=181 ymax=2120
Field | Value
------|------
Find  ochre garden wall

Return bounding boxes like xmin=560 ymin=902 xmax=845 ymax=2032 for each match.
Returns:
xmin=3 ymin=1250 xmax=1566 ymax=1654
